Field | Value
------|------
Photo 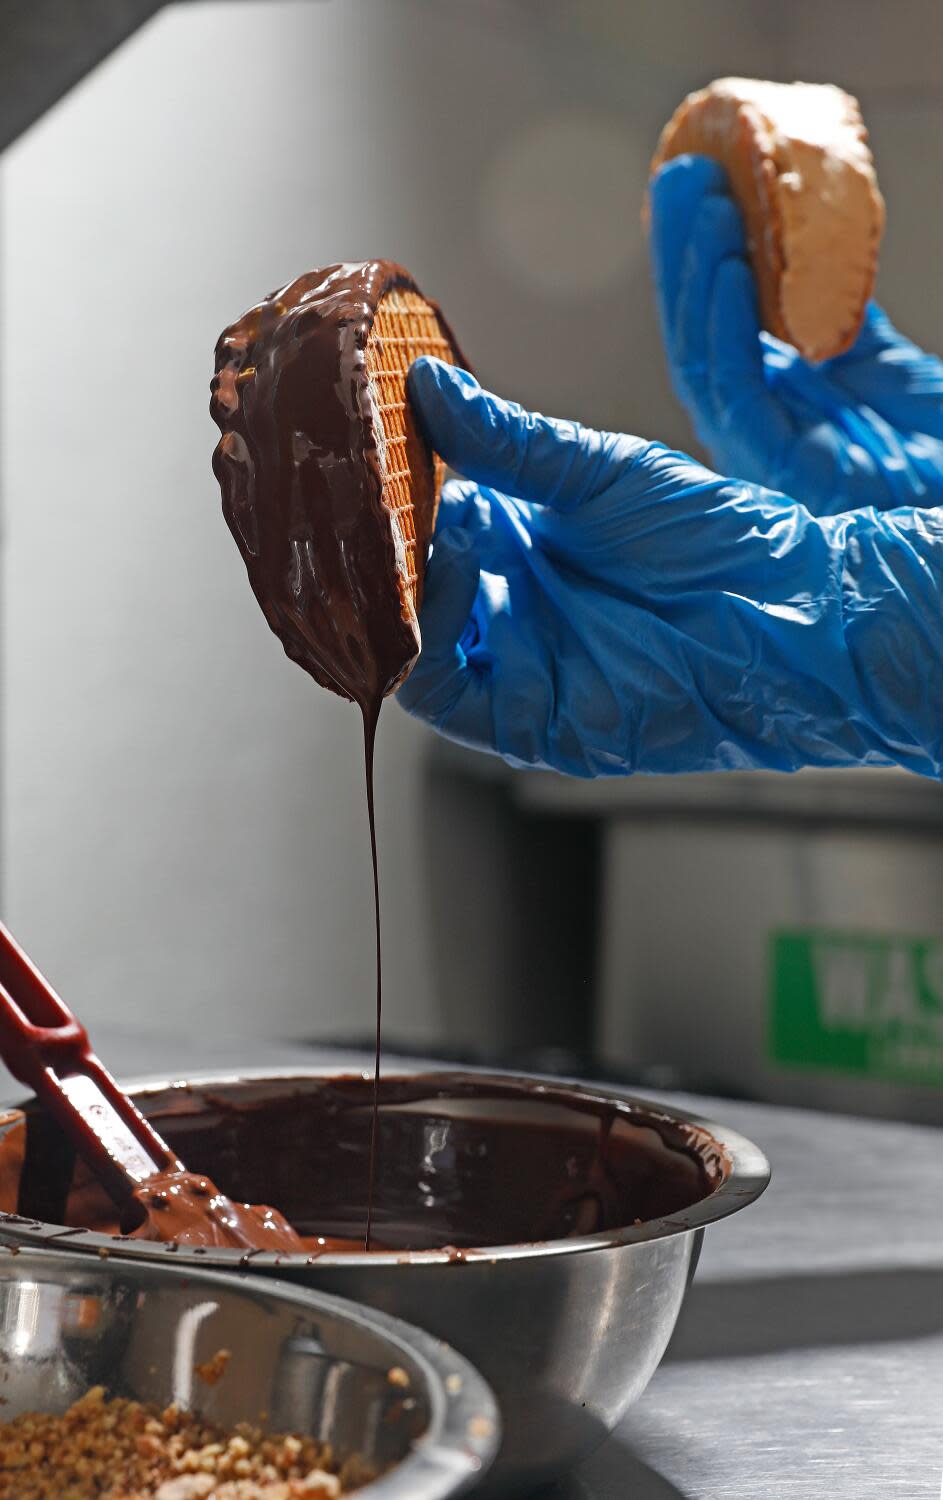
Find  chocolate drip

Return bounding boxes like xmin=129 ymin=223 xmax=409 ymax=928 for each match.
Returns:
xmin=211 ymin=263 xmax=464 ymax=1245
xmin=363 ymin=704 xmax=382 ymax=1249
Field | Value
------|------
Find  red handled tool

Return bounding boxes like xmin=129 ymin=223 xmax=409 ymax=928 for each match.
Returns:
xmin=0 ymin=922 xmax=303 ymax=1250
xmin=0 ymin=920 xmax=183 ymax=1210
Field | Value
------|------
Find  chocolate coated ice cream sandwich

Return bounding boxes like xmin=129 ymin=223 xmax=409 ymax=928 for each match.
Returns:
xmin=211 ymin=261 xmax=464 ymax=710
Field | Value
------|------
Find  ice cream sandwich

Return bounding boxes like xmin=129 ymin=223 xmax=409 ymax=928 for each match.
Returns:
xmin=649 ymin=78 xmax=885 ymax=362
xmin=211 ymin=261 xmax=463 ymax=709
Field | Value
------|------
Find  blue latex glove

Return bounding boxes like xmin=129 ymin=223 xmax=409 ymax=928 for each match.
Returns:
xmin=400 ymin=357 xmax=943 ymax=780
xmin=648 ymin=155 xmax=943 ymax=514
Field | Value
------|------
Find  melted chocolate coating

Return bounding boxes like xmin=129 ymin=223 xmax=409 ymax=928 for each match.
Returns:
xmin=126 ymin=1169 xmax=304 ymax=1252
xmin=210 ymin=260 xmax=460 ymax=708
xmin=5 ymin=1076 xmax=727 ymax=1252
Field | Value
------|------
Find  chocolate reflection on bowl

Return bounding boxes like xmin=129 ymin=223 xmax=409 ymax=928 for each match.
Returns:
xmin=2 ymin=1074 xmax=729 ymax=1252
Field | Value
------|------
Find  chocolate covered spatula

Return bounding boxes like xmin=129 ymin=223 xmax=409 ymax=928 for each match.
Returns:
xmin=0 ymin=921 xmax=302 ymax=1250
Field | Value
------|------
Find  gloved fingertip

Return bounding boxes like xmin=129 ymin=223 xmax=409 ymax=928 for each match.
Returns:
xmin=408 ymin=355 xmax=477 ymax=396
xmin=407 ymin=357 xmax=482 ymax=460
xmin=691 ymin=191 xmax=748 ymax=255
xmin=649 ymin=154 xmax=740 ymax=381
xmin=649 ymin=154 xmax=729 ymax=215
xmin=407 ymin=357 xmax=478 ymax=420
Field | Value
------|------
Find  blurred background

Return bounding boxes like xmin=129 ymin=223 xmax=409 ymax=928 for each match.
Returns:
xmin=2 ymin=0 xmax=943 ymax=1121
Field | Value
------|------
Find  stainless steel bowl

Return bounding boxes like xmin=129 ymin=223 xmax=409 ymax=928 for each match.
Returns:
xmin=0 ymin=1070 xmax=769 ymax=1496
xmin=0 ymin=1244 xmax=498 ymax=1499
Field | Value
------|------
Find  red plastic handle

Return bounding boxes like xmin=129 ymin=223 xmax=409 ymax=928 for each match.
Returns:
xmin=0 ymin=922 xmax=180 ymax=1204
xmin=0 ymin=936 xmax=89 ymax=1084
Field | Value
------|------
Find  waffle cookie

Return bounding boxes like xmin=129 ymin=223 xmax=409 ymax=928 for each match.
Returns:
xmin=649 ymin=78 xmax=885 ymax=362
xmin=211 ymin=262 xmax=463 ymax=708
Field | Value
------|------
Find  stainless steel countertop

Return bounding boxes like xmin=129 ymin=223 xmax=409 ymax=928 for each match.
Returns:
xmin=3 ymin=1032 xmax=940 ymax=1499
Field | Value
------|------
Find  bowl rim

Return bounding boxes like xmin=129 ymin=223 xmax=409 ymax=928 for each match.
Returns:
xmin=0 ymin=1241 xmax=500 ymax=1500
xmin=0 ymin=1066 xmax=770 ymax=1269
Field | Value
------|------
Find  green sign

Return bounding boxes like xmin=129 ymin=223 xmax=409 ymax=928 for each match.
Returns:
xmin=769 ymin=929 xmax=943 ymax=1087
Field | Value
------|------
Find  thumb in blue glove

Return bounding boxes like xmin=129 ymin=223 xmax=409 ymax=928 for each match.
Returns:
xmin=648 ymin=154 xmax=943 ymax=514
xmin=400 ymin=356 xmax=943 ymax=781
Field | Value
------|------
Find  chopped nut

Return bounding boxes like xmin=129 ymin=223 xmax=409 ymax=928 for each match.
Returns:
xmin=295 ymin=1470 xmax=341 ymax=1498
xmin=154 ymin=1477 xmax=216 ymax=1500
xmin=386 ymin=1367 xmax=410 ymax=1389
xmin=0 ymin=1383 xmax=375 ymax=1498
xmin=195 ymin=1348 xmax=231 ymax=1387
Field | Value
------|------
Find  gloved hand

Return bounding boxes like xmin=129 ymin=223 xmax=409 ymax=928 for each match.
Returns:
xmin=648 ymin=155 xmax=943 ymax=514
xmin=400 ymin=357 xmax=943 ymax=780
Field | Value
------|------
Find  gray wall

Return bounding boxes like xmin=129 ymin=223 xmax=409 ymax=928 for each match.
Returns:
xmin=2 ymin=0 xmax=941 ymax=1052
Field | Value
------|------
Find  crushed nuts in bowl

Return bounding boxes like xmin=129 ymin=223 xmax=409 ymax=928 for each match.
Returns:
xmin=0 ymin=1248 xmax=497 ymax=1500
xmin=0 ymin=1384 xmax=370 ymax=1499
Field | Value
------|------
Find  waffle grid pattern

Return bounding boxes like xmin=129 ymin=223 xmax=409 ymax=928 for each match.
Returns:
xmin=365 ymin=287 xmax=452 ymax=606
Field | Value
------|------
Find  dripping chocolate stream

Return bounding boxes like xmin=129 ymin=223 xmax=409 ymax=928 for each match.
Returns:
xmin=363 ymin=700 xmax=382 ymax=1250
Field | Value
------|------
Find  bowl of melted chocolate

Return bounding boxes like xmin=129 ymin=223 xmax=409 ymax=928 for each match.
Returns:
xmin=0 ymin=1069 xmax=769 ymax=1496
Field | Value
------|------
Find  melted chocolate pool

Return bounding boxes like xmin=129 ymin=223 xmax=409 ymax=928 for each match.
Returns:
xmin=2 ymin=1075 xmax=728 ymax=1252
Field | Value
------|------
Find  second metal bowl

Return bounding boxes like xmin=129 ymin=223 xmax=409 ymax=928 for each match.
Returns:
xmin=0 ymin=1244 xmax=497 ymax=1499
